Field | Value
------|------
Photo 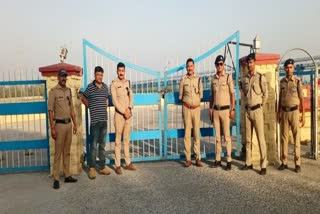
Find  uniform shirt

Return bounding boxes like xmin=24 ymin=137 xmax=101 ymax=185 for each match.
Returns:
xmin=48 ymin=84 xmax=74 ymax=120
xmin=111 ymin=78 xmax=134 ymax=114
xmin=211 ymin=72 xmax=234 ymax=106
xmin=242 ymin=71 xmax=268 ymax=106
xmin=279 ymin=75 xmax=303 ymax=107
xmin=179 ymin=74 xmax=203 ymax=106
xmin=83 ymin=81 xmax=109 ymax=125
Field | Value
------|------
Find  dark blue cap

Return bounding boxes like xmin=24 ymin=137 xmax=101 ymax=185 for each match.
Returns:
xmin=246 ymin=53 xmax=256 ymax=62
xmin=215 ymin=55 xmax=225 ymax=64
xmin=58 ymin=69 xmax=67 ymax=76
xmin=284 ymin=59 xmax=294 ymax=67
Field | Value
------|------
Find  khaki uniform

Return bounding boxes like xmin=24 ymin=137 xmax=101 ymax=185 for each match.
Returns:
xmin=242 ymin=72 xmax=268 ymax=168
xmin=279 ymin=76 xmax=303 ymax=166
xmin=211 ymin=72 xmax=234 ymax=162
xmin=111 ymin=78 xmax=134 ymax=167
xmin=48 ymin=84 xmax=74 ymax=180
xmin=179 ymin=74 xmax=203 ymax=161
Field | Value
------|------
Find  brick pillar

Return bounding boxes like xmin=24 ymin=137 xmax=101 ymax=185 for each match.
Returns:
xmin=39 ymin=63 xmax=83 ymax=176
xmin=240 ymin=54 xmax=280 ymax=165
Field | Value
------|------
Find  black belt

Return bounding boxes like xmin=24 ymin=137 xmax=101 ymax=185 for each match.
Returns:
xmin=213 ymin=105 xmax=230 ymax=111
xmin=55 ymin=118 xmax=71 ymax=124
xmin=282 ymin=105 xmax=298 ymax=112
xmin=115 ymin=109 xmax=123 ymax=115
xmin=246 ymin=104 xmax=262 ymax=111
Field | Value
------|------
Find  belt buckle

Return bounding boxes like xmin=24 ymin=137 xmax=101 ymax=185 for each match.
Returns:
xmin=247 ymin=106 xmax=252 ymax=111
xmin=190 ymin=105 xmax=194 ymax=109
xmin=285 ymin=107 xmax=290 ymax=111
xmin=64 ymin=119 xmax=68 ymax=123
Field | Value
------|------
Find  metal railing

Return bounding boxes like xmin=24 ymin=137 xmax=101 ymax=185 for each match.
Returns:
xmin=82 ymin=31 xmax=242 ymax=164
xmin=0 ymin=69 xmax=49 ymax=173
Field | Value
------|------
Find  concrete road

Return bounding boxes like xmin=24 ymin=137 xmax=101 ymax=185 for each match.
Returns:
xmin=1 ymin=154 xmax=320 ymax=214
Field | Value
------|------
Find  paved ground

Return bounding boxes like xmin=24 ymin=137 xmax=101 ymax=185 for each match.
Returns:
xmin=1 ymin=154 xmax=320 ymax=214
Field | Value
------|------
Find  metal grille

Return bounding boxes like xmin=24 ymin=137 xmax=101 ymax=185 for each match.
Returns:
xmin=82 ymin=32 xmax=242 ymax=164
xmin=0 ymin=69 xmax=49 ymax=173
xmin=82 ymin=40 xmax=162 ymax=164
xmin=163 ymin=32 xmax=241 ymax=160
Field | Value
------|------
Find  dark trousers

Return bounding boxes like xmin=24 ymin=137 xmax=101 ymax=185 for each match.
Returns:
xmin=88 ymin=121 xmax=107 ymax=169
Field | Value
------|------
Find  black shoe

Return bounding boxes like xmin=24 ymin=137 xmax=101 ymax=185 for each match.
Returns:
xmin=226 ymin=162 xmax=232 ymax=171
xmin=53 ymin=180 xmax=60 ymax=189
xmin=64 ymin=176 xmax=78 ymax=183
xmin=241 ymin=164 xmax=253 ymax=170
xmin=212 ymin=160 xmax=222 ymax=168
xmin=278 ymin=164 xmax=288 ymax=171
xmin=295 ymin=165 xmax=301 ymax=173
xmin=260 ymin=168 xmax=267 ymax=175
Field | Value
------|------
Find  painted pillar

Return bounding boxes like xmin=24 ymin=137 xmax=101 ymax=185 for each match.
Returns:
xmin=39 ymin=63 xmax=83 ymax=176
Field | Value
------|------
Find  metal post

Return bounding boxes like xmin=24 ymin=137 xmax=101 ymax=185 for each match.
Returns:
xmin=45 ymin=81 xmax=50 ymax=169
xmin=235 ymin=31 xmax=241 ymax=156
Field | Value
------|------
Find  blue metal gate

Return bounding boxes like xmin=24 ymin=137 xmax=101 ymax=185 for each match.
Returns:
xmin=82 ymin=31 xmax=241 ymax=164
xmin=163 ymin=31 xmax=241 ymax=160
xmin=0 ymin=80 xmax=49 ymax=173
xmin=82 ymin=40 xmax=163 ymax=163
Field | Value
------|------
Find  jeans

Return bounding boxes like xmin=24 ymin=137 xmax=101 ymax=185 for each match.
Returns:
xmin=88 ymin=121 xmax=107 ymax=169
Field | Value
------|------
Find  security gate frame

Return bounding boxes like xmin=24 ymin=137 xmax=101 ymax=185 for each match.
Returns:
xmin=82 ymin=40 xmax=163 ymax=163
xmin=82 ymin=31 xmax=241 ymax=164
xmin=163 ymin=31 xmax=241 ymax=160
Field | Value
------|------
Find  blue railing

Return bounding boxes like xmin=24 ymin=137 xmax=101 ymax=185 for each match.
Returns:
xmin=82 ymin=39 xmax=163 ymax=164
xmin=0 ymin=80 xmax=49 ymax=173
xmin=163 ymin=31 xmax=241 ymax=159
xmin=82 ymin=31 xmax=242 ymax=164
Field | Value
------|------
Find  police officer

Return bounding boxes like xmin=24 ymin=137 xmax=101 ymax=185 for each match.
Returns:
xmin=209 ymin=55 xmax=235 ymax=170
xmin=48 ymin=69 xmax=78 ymax=189
xmin=241 ymin=53 xmax=268 ymax=175
xmin=111 ymin=62 xmax=136 ymax=175
xmin=179 ymin=58 xmax=203 ymax=167
xmin=277 ymin=59 xmax=305 ymax=173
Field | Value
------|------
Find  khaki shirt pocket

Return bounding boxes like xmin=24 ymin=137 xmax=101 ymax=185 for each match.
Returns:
xmin=280 ymin=82 xmax=287 ymax=98
xmin=212 ymin=82 xmax=218 ymax=93
xmin=183 ymin=84 xmax=191 ymax=94
xmin=57 ymin=96 xmax=64 ymax=102
xmin=289 ymin=85 xmax=298 ymax=97
xmin=116 ymin=86 xmax=126 ymax=97
xmin=221 ymin=82 xmax=229 ymax=93
xmin=280 ymin=86 xmax=287 ymax=99
xmin=56 ymin=96 xmax=66 ymax=109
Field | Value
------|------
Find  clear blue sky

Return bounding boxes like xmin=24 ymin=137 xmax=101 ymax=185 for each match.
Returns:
xmin=0 ymin=0 xmax=319 ymax=73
